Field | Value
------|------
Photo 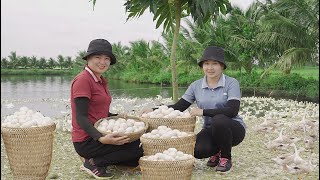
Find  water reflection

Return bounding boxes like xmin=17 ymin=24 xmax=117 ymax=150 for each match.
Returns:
xmin=1 ymin=75 xmax=187 ymax=117
xmin=1 ymin=75 xmax=71 ymax=100
xmin=1 ymin=75 xmax=187 ymax=100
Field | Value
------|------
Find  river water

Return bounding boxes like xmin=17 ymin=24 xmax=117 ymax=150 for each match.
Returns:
xmin=1 ymin=75 xmax=186 ymax=118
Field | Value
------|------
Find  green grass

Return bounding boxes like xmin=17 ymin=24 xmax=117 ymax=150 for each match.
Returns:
xmin=230 ymin=66 xmax=319 ymax=80
xmin=1 ymin=66 xmax=318 ymax=80
xmin=1 ymin=68 xmax=76 ymax=75
xmin=291 ymin=66 xmax=319 ymax=80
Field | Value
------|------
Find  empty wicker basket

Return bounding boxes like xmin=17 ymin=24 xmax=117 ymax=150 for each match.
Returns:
xmin=1 ymin=124 xmax=56 ymax=180
xmin=139 ymin=157 xmax=195 ymax=180
xmin=140 ymin=116 xmax=196 ymax=132
xmin=140 ymin=132 xmax=196 ymax=156
xmin=94 ymin=116 xmax=148 ymax=143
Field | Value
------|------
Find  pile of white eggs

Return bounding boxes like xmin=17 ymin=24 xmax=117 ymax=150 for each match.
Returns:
xmin=141 ymin=125 xmax=191 ymax=138
xmin=1 ymin=107 xmax=54 ymax=128
xmin=141 ymin=106 xmax=191 ymax=118
xmin=142 ymin=148 xmax=193 ymax=161
xmin=96 ymin=118 xmax=146 ymax=134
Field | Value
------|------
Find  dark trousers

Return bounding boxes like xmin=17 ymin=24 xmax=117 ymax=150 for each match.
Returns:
xmin=73 ymin=138 xmax=143 ymax=167
xmin=194 ymin=114 xmax=245 ymax=160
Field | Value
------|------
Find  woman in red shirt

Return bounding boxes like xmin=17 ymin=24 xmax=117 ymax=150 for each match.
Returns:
xmin=71 ymin=39 xmax=143 ymax=179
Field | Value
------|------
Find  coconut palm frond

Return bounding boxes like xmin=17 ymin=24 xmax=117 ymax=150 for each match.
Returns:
xmin=278 ymin=48 xmax=312 ymax=68
xmin=257 ymin=32 xmax=297 ymax=51
xmin=261 ymin=13 xmax=303 ymax=35
xmin=275 ymin=0 xmax=318 ymax=29
xmin=180 ymin=18 xmax=195 ymax=39
xmin=231 ymin=35 xmax=256 ymax=49
xmin=260 ymin=47 xmax=312 ymax=78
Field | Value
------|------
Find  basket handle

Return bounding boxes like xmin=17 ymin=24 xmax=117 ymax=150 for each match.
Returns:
xmin=126 ymin=115 xmax=140 ymax=119
xmin=111 ymin=114 xmax=140 ymax=119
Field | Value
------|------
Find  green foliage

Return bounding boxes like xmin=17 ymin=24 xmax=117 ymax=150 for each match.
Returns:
xmin=260 ymin=73 xmax=303 ymax=90
xmin=222 ymin=70 xmax=318 ymax=98
xmin=122 ymin=0 xmax=232 ymax=32
xmin=1 ymin=69 xmax=73 ymax=75
xmin=257 ymin=0 xmax=318 ymax=75
xmin=226 ymin=71 xmax=261 ymax=87
xmin=305 ymin=80 xmax=319 ymax=97
xmin=257 ymin=73 xmax=318 ymax=97
xmin=152 ymin=69 xmax=171 ymax=84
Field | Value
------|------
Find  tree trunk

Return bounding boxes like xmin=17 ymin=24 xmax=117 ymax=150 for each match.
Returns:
xmin=244 ymin=61 xmax=252 ymax=73
xmin=284 ymin=66 xmax=291 ymax=74
xmin=170 ymin=0 xmax=182 ymax=103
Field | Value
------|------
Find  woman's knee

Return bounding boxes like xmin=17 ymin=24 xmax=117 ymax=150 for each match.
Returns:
xmin=136 ymin=146 xmax=143 ymax=157
xmin=131 ymin=141 xmax=144 ymax=157
xmin=194 ymin=144 xmax=212 ymax=159
xmin=194 ymin=147 xmax=204 ymax=158
xmin=211 ymin=114 xmax=231 ymax=127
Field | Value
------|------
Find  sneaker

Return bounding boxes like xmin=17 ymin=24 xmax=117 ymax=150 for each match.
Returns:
xmin=207 ymin=151 xmax=221 ymax=167
xmin=216 ymin=158 xmax=232 ymax=172
xmin=80 ymin=159 xmax=113 ymax=179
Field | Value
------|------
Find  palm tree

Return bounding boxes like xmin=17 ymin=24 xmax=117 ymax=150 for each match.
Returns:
xmin=129 ymin=40 xmax=151 ymax=68
xmin=38 ymin=57 xmax=47 ymax=69
xmin=30 ymin=56 xmax=38 ymax=68
xmin=220 ymin=3 xmax=264 ymax=73
xmin=111 ymin=42 xmax=130 ymax=72
xmin=181 ymin=18 xmax=215 ymax=48
xmin=74 ymin=50 xmax=87 ymax=69
xmin=148 ymin=40 xmax=168 ymax=69
xmin=257 ymin=0 xmax=319 ymax=76
xmin=20 ymin=56 xmax=29 ymax=68
xmin=64 ymin=56 xmax=73 ymax=69
xmin=119 ymin=0 xmax=231 ymax=102
xmin=179 ymin=18 xmax=216 ymax=68
xmin=57 ymin=55 xmax=65 ymax=69
xmin=1 ymin=57 xmax=9 ymax=69
xmin=8 ymin=51 xmax=19 ymax=69
xmin=48 ymin=58 xmax=56 ymax=69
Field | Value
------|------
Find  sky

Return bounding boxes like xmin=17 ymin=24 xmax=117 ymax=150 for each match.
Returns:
xmin=1 ymin=0 xmax=255 ymax=59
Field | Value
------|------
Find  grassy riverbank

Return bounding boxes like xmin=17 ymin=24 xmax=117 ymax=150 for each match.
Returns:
xmin=1 ymin=66 xmax=319 ymax=100
xmin=1 ymin=66 xmax=318 ymax=80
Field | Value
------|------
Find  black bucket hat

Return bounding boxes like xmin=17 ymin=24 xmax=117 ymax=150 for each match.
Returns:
xmin=82 ymin=39 xmax=116 ymax=65
xmin=197 ymin=46 xmax=226 ymax=69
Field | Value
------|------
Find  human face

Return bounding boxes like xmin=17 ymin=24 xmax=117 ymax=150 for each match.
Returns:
xmin=87 ymin=54 xmax=111 ymax=76
xmin=202 ymin=60 xmax=224 ymax=80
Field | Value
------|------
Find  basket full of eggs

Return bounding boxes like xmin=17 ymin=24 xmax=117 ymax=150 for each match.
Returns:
xmin=140 ymin=106 xmax=196 ymax=132
xmin=1 ymin=107 xmax=56 ymax=180
xmin=94 ymin=115 xmax=148 ymax=143
xmin=139 ymin=148 xmax=195 ymax=180
xmin=140 ymin=125 xmax=196 ymax=156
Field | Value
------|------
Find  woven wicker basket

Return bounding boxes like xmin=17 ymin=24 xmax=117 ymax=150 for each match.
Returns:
xmin=1 ymin=124 xmax=56 ymax=180
xmin=140 ymin=132 xmax=196 ymax=156
xmin=140 ymin=116 xmax=196 ymax=132
xmin=94 ymin=116 xmax=148 ymax=143
xmin=139 ymin=157 xmax=195 ymax=180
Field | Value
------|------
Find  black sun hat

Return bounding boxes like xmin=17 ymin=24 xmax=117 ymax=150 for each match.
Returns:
xmin=82 ymin=39 xmax=116 ymax=65
xmin=197 ymin=46 xmax=226 ymax=69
